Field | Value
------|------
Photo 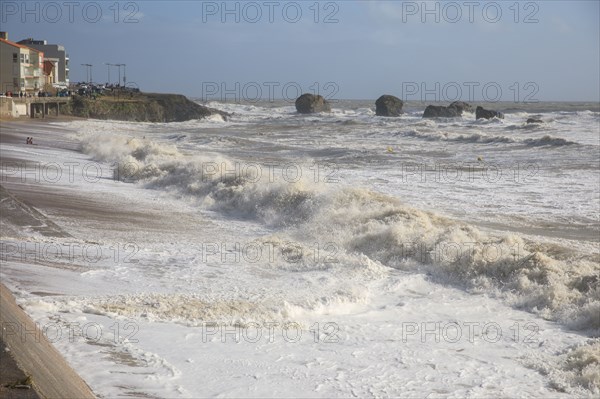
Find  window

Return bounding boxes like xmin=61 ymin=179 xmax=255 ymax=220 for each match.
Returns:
xmin=13 ymin=53 xmax=17 ymax=63
xmin=20 ymin=53 xmax=24 ymax=63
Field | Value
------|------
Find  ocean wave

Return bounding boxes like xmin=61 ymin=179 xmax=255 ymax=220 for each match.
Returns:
xmin=524 ymin=340 xmax=600 ymax=394
xmin=80 ymin=133 xmax=599 ymax=334
xmin=401 ymin=129 xmax=580 ymax=147
xmin=84 ymin=294 xmax=292 ymax=326
xmin=523 ymin=135 xmax=578 ymax=147
xmin=504 ymin=123 xmax=546 ymax=131
xmin=403 ymin=129 xmax=515 ymax=144
xmin=305 ymin=187 xmax=599 ymax=333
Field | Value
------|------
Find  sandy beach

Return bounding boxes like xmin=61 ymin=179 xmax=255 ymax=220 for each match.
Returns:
xmin=1 ymin=119 xmax=94 ymax=397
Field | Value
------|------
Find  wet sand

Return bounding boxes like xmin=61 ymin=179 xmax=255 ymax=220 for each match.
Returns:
xmin=1 ymin=120 xmax=211 ymax=238
xmin=1 ymin=119 xmax=96 ymax=398
xmin=0 ymin=118 xmax=214 ymax=397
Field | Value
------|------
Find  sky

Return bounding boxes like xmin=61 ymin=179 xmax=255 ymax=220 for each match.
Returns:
xmin=2 ymin=0 xmax=599 ymax=101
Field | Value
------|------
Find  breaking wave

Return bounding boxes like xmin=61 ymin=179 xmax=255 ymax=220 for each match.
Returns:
xmin=402 ymin=130 xmax=578 ymax=147
xmin=524 ymin=339 xmax=600 ymax=394
xmin=523 ymin=135 xmax=578 ymax=147
xmin=80 ymin=133 xmax=600 ymax=335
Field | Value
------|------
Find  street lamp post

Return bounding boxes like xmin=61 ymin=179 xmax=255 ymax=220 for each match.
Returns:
xmin=81 ymin=64 xmax=92 ymax=84
xmin=115 ymin=64 xmax=123 ymax=87
xmin=122 ymin=64 xmax=126 ymax=86
xmin=105 ymin=63 xmax=114 ymax=84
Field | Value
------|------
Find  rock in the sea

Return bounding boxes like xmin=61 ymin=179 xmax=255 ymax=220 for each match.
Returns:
xmin=449 ymin=101 xmax=473 ymax=113
xmin=423 ymin=105 xmax=461 ymax=118
xmin=423 ymin=101 xmax=472 ymax=118
xmin=375 ymin=95 xmax=404 ymax=117
xmin=526 ymin=118 xmax=543 ymax=124
xmin=476 ymin=106 xmax=504 ymax=120
xmin=295 ymin=93 xmax=331 ymax=114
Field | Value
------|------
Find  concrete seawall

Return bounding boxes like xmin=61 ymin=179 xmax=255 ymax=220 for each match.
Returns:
xmin=0 ymin=97 xmax=70 ymax=118
xmin=0 ymin=284 xmax=96 ymax=398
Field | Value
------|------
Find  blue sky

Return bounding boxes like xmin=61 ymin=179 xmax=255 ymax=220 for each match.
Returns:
xmin=3 ymin=0 xmax=599 ymax=101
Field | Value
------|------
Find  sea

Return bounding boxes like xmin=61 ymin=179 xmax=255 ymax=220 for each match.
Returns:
xmin=1 ymin=99 xmax=599 ymax=397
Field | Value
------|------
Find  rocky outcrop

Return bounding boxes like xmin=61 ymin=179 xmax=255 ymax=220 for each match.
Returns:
xmin=423 ymin=101 xmax=472 ymax=118
xmin=295 ymin=93 xmax=331 ymax=114
xmin=423 ymin=105 xmax=461 ymax=118
xmin=375 ymin=95 xmax=404 ymax=117
xmin=449 ymin=101 xmax=473 ymax=114
xmin=476 ymin=106 xmax=504 ymax=120
xmin=526 ymin=118 xmax=543 ymax=124
xmin=65 ymin=93 xmax=230 ymax=122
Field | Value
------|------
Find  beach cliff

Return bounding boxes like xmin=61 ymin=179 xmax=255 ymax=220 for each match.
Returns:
xmin=64 ymin=92 xmax=230 ymax=122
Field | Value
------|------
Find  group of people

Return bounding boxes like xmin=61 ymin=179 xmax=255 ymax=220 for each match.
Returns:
xmin=4 ymin=90 xmax=39 ymax=98
xmin=25 ymin=137 xmax=34 ymax=145
xmin=4 ymin=91 xmax=32 ymax=98
xmin=3 ymin=90 xmax=71 ymax=98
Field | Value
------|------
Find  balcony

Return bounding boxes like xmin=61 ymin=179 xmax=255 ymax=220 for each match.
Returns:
xmin=22 ymin=67 xmax=42 ymax=78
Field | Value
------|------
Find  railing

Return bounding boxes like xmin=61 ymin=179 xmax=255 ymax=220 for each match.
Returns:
xmin=11 ymin=97 xmax=71 ymax=104
xmin=22 ymin=66 xmax=42 ymax=77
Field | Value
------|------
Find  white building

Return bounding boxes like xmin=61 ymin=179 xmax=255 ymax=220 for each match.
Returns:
xmin=0 ymin=33 xmax=45 ymax=94
xmin=17 ymin=38 xmax=69 ymax=87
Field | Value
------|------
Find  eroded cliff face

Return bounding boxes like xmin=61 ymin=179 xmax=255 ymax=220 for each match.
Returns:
xmin=65 ymin=93 xmax=230 ymax=122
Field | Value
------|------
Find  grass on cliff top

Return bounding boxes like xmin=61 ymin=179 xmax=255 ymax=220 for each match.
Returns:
xmin=86 ymin=92 xmax=189 ymax=104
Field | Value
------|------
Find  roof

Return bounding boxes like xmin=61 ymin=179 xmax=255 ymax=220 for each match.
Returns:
xmin=43 ymin=60 xmax=55 ymax=75
xmin=0 ymin=38 xmax=43 ymax=53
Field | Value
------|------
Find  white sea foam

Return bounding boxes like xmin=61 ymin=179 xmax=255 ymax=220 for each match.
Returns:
xmin=77 ymin=129 xmax=600 ymax=334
